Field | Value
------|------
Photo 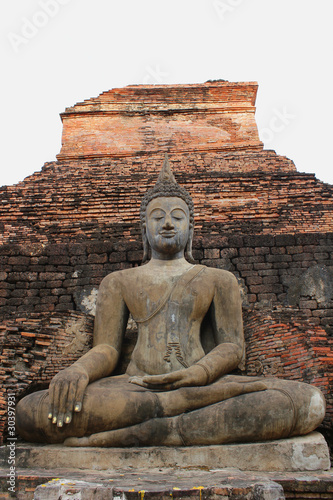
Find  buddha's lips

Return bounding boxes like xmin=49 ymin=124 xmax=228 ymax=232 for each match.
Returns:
xmin=159 ymin=231 xmax=176 ymax=237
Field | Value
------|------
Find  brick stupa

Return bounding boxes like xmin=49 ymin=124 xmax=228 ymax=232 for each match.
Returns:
xmin=0 ymin=82 xmax=332 ymax=457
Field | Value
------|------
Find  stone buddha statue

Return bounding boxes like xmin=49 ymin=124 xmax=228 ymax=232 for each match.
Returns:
xmin=16 ymin=157 xmax=325 ymax=447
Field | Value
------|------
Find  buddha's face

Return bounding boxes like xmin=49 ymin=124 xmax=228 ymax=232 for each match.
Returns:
xmin=145 ymin=197 xmax=190 ymax=259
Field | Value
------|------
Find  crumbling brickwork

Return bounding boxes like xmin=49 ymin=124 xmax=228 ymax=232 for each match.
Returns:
xmin=243 ymin=306 xmax=333 ymax=434
xmin=57 ymin=82 xmax=261 ymax=161
xmin=0 ymin=81 xmax=332 ymax=447
xmin=0 ymin=312 xmax=94 ymax=444
xmin=0 ymin=153 xmax=332 ymax=245
xmin=0 ymin=235 xmax=332 ymax=335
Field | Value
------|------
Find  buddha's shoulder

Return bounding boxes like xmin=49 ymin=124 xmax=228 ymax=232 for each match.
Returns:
xmin=99 ymin=264 xmax=237 ymax=289
xmin=99 ymin=266 xmax=144 ymax=288
xmin=202 ymin=265 xmax=238 ymax=287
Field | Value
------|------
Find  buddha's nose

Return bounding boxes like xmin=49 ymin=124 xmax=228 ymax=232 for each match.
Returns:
xmin=163 ymin=216 xmax=174 ymax=229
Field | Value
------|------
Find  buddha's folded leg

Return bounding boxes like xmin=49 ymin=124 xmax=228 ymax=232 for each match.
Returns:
xmin=65 ymin=377 xmax=326 ymax=447
xmin=17 ymin=373 xmax=325 ymax=446
xmin=64 ymin=387 xmax=299 ymax=447
xmin=220 ymin=375 xmax=326 ymax=438
xmin=174 ymin=378 xmax=325 ymax=446
xmin=16 ymin=374 xmax=265 ymax=443
xmin=16 ymin=374 xmax=165 ymax=443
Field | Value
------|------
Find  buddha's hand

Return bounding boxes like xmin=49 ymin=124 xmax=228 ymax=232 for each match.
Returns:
xmin=129 ymin=365 xmax=208 ymax=390
xmin=48 ymin=364 xmax=89 ymax=428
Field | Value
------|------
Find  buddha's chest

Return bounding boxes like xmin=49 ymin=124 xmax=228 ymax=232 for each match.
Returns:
xmin=123 ymin=272 xmax=214 ymax=324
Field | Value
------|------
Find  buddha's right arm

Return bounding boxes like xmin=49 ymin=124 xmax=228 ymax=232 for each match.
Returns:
xmin=71 ymin=343 xmax=120 ymax=382
xmin=48 ymin=272 xmax=129 ymax=427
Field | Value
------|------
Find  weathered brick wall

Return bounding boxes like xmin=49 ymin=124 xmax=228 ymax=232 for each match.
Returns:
xmin=0 ymin=312 xmax=94 ymax=445
xmin=242 ymin=306 xmax=333 ymax=435
xmin=1 ymin=234 xmax=332 ymax=337
xmin=57 ymin=81 xmax=262 ymax=160
xmin=1 ymin=153 xmax=332 ymax=245
xmin=198 ymin=233 xmax=333 ymax=337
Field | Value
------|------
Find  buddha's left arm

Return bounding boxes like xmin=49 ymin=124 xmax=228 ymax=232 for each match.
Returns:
xmin=193 ymin=270 xmax=245 ymax=384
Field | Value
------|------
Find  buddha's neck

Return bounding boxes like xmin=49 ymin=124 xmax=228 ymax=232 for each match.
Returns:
xmin=147 ymin=257 xmax=191 ymax=270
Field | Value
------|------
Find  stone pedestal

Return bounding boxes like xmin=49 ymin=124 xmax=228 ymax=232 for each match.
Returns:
xmin=33 ymin=477 xmax=285 ymax=500
xmin=0 ymin=432 xmax=331 ymax=499
xmin=1 ymin=432 xmax=330 ymax=473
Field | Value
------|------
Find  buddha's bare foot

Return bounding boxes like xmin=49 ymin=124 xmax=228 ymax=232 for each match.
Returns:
xmin=64 ymin=436 xmax=91 ymax=447
xmin=64 ymin=433 xmax=118 ymax=447
xmin=225 ymin=381 xmax=267 ymax=396
xmin=64 ymin=418 xmax=181 ymax=447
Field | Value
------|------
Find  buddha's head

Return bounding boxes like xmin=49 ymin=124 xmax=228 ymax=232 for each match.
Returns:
xmin=140 ymin=155 xmax=194 ymax=263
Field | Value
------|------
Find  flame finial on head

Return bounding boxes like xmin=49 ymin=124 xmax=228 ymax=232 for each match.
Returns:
xmin=140 ymin=154 xmax=194 ymax=224
xmin=157 ymin=154 xmax=177 ymax=184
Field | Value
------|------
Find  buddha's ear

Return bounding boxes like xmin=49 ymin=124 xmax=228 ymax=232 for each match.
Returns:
xmin=185 ymin=224 xmax=195 ymax=263
xmin=141 ymin=222 xmax=149 ymax=264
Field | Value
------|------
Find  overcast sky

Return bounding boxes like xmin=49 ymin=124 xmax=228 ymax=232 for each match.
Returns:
xmin=1 ymin=0 xmax=333 ymax=187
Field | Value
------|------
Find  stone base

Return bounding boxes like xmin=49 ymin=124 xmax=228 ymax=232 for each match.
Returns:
xmin=32 ymin=477 xmax=286 ymax=500
xmin=1 ymin=465 xmax=333 ymax=500
xmin=1 ymin=432 xmax=330 ymax=473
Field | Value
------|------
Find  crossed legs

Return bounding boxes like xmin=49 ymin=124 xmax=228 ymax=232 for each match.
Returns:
xmin=16 ymin=374 xmax=325 ymax=446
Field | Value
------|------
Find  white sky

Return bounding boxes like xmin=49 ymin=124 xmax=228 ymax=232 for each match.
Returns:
xmin=1 ymin=0 xmax=333 ymax=187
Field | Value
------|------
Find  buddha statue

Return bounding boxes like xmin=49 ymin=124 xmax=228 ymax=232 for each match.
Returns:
xmin=16 ymin=156 xmax=326 ymax=447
